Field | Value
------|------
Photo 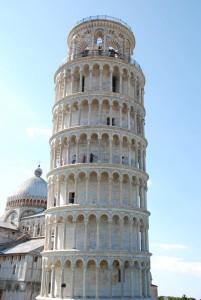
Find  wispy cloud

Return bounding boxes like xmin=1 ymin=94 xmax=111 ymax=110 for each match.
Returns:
xmin=151 ymin=243 xmax=187 ymax=250
xmin=26 ymin=127 xmax=51 ymax=138
xmin=152 ymin=256 xmax=201 ymax=277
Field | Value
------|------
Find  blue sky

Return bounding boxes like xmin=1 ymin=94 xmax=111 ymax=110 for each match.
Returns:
xmin=0 ymin=0 xmax=201 ymax=298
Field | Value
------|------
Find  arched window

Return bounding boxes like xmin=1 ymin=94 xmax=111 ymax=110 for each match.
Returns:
xmin=97 ymin=37 xmax=102 ymax=44
xmin=11 ymin=214 xmax=17 ymax=221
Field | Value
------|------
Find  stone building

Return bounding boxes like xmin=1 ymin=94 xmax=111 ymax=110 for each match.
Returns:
xmin=0 ymin=166 xmax=47 ymax=300
xmin=38 ymin=16 xmax=153 ymax=300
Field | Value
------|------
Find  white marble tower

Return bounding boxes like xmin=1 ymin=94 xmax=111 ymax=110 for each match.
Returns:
xmin=38 ymin=16 xmax=151 ymax=300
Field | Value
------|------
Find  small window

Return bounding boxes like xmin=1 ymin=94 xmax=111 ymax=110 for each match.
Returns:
xmin=69 ymin=192 xmax=75 ymax=204
xmin=34 ymin=257 xmax=38 ymax=263
xmin=12 ymin=265 xmax=16 ymax=274
xmin=112 ymin=118 xmax=115 ymax=126
xmin=118 ymin=269 xmax=121 ymax=282
xmin=112 ymin=76 xmax=117 ymax=92
xmin=107 ymin=117 xmax=110 ymax=125
xmin=82 ymin=76 xmax=85 ymax=92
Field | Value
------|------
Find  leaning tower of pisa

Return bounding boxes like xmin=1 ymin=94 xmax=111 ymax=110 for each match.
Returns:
xmin=38 ymin=16 xmax=151 ymax=300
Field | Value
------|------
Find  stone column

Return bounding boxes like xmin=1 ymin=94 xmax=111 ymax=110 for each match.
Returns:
xmin=128 ymin=108 xmax=131 ymax=130
xmin=96 ymin=219 xmax=100 ymax=250
xmin=85 ymin=175 xmax=89 ymax=203
xmin=119 ymin=138 xmax=122 ymax=164
xmin=130 ymin=264 xmax=134 ymax=298
xmin=54 ymin=221 xmax=58 ymax=250
xmin=83 ymin=263 xmax=87 ymax=298
xmin=99 ymin=101 xmax=102 ymax=124
xmin=109 ymin=103 xmax=112 ymax=125
xmin=139 ymin=82 xmax=142 ymax=103
xmin=60 ymin=264 xmax=65 ymax=298
xmin=73 ymin=219 xmax=76 ymax=249
xmin=84 ymin=220 xmax=88 ymax=250
xmin=48 ymin=222 xmax=52 ymax=250
xmin=137 ymin=223 xmax=140 ymax=250
xmin=145 ymin=226 xmax=149 ymax=251
xmin=75 ymin=176 xmax=78 ymax=204
xmin=141 ymin=87 xmax=145 ymax=106
xmin=135 ymin=182 xmax=139 ymax=207
xmin=108 ymin=219 xmax=112 ymax=250
xmin=89 ymin=69 xmax=92 ymax=90
xmin=88 ymin=103 xmax=91 ymax=125
xmin=50 ymin=265 xmax=55 ymax=297
xmin=78 ymin=104 xmax=81 ymax=125
xmin=128 ymin=74 xmax=131 ymax=96
xmin=67 ymin=142 xmax=70 ymax=164
xmin=40 ymin=266 xmax=45 ymax=296
xmin=70 ymin=263 xmax=75 ymax=298
xmin=96 ymin=266 xmax=99 ymax=299
xmin=108 ymin=266 xmax=112 ymax=298
xmin=99 ymin=69 xmax=103 ymax=91
xmin=87 ymin=139 xmax=90 ymax=163
xmin=142 ymin=229 xmax=146 ymax=251
xmin=98 ymin=138 xmax=101 ymax=162
xmin=59 ymin=141 xmax=63 ymax=166
xmin=109 ymin=138 xmax=112 ymax=163
xmin=134 ymin=111 xmax=137 ymax=132
xmin=61 ymin=109 xmax=65 ymax=130
xmin=97 ymin=174 xmax=101 ymax=203
xmin=68 ymin=105 xmax=72 ymax=127
xmin=140 ymin=148 xmax=143 ymax=170
xmin=139 ymin=267 xmax=142 ymax=297
xmin=119 ymin=104 xmax=122 ymax=127
xmin=119 ymin=177 xmax=123 ymax=205
xmin=120 ymin=266 xmax=124 ymax=298
xmin=45 ymin=268 xmax=50 ymax=297
xmin=120 ymin=219 xmax=124 ymax=250
xmin=143 ymin=268 xmax=147 ymax=297
xmin=147 ymin=269 xmax=151 ymax=297
xmin=110 ymin=70 xmax=113 ymax=92
xmin=53 ymin=145 xmax=57 ymax=168
xmin=63 ymin=219 xmax=67 ymax=249
xmin=119 ymin=71 xmax=123 ymax=94
xmin=65 ymin=176 xmax=69 ymax=204
xmin=70 ymin=73 xmax=74 ymax=94
xmin=79 ymin=70 xmax=83 ymax=92
xmin=134 ymin=76 xmax=136 ymax=99
xmin=129 ymin=220 xmax=133 ymax=251
xmin=128 ymin=142 xmax=131 ymax=166
xmin=143 ymin=150 xmax=146 ymax=172
xmin=76 ymin=138 xmax=79 ymax=163
xmin=63 ymin=74 xmax=67 ymax=97
xmin=109 ymin=177 xmax=112 ymax=204
xmin=129 ymin=178 xmax=133 ymax=206
xmin=57 ymin=176 xmax=60 ymax=206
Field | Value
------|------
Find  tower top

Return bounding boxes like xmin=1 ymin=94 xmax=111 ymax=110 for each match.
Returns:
xmin=66 ymin=15 xmax=136 ymax=68
xmin=74 ymin=15 xmax=133 ymax=32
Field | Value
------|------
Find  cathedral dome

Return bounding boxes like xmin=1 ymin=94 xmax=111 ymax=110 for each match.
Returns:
xmin=13 ymin=165 xmax=47 ymax=200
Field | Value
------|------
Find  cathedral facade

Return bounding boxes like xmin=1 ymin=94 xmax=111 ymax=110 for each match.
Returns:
xmin=0 ymin=166 xmax=47 ymax=300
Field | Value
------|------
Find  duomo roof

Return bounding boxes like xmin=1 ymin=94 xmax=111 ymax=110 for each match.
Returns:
xmin=12 ymin=166 xmax=47 ymax=200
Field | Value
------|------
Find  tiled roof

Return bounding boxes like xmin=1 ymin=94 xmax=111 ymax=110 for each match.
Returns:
xmin=21 ymin=211 xmax=45 ymax=219
xmin=0 ymin=221 xmax=18 ymax=230
xmin=0 ymin=238 xmax=44 ymax=254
